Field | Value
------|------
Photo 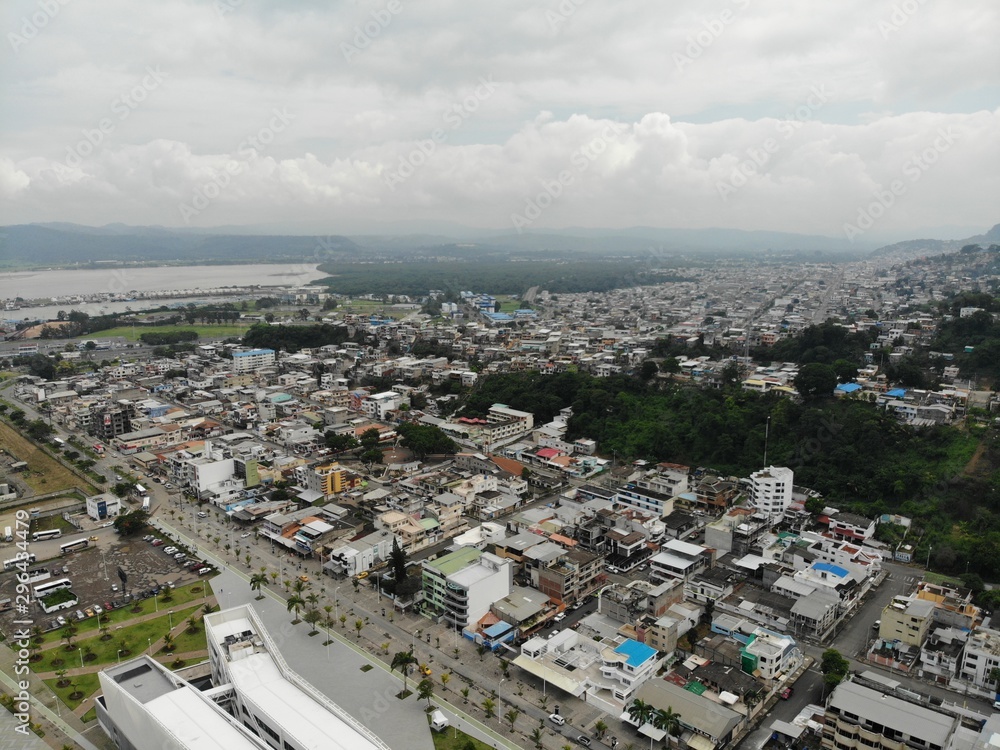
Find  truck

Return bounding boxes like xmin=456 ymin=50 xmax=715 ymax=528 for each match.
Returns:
xmin=141 ymin=497 xmax=150 ymax=511
xmin=3 ymin=527 xmax=11 ymax=543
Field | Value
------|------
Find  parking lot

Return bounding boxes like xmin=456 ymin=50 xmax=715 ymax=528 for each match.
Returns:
xmin=0 ymin=528 xmax=212 ymax=635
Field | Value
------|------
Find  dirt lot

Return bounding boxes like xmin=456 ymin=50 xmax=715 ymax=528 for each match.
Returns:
xmin=0 ymin=530 xmax=210 ymax=635
xmin=0 ymin=420 xmax=94 ymax=495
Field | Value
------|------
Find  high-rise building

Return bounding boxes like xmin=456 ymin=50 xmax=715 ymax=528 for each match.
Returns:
xmin=749 ymin=466 xmax=793 ymax=520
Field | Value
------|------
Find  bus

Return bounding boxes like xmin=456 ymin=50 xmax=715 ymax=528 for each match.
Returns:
xmin=3 ymin=553 xmax=37 ymax=571
xmin=32 ymin=529 xmax=62 ymax=542
xmin=32 ymin=578 xmax=72 ymax=598
xmin=60 ymin=538 xmax=89 ymax=555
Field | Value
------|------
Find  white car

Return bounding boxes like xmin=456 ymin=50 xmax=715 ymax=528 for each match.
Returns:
xmin=240 ymin=532 xmax=251 ymax=538
xmin=548 ymin=713 xmax=566 ymax=727
xmin=93 ymin=605 xmax=104 ymax=615
xmin=163 ymin=546 xmax=177 ymax=554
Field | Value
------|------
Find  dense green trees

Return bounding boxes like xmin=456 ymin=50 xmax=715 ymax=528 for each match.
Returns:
xmin=242 ymin=323 xmax=355 ymax=353
xmin=396 ymin=422 xmax=456 ymax=459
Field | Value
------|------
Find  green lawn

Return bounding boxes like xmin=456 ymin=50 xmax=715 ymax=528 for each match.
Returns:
xmin=497 ymin=297 xmax=524 ymax=313
xmin=89 ymin=324 xmax=250 ymax=341
xmin=158 ymin=616 xmax=207 ymax=656
xmin=36 ymin=607 xmax=199 ymax=672
xmin=80 ymin=706 xmax=97 ymax=723
xmin=43 ymin=672 xmax=101 ymax=711
xmin=38 ymin=581 xmax=214 ymax=642
xmin=428 ymin=720 xmax=493 ymax=750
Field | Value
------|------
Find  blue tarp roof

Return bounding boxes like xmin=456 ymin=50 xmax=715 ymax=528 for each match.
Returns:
xmin=886 ymin=388 xmax=907 ymax=398
xmin=813 ymin=562 xmax=849 ymax=578
xmin=836 ymin=383 xmax=862 ymax=393
xmin=614 ymin=639 xmax=657 ymax=667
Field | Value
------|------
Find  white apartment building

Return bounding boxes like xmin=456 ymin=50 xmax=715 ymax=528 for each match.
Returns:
xmin=361 ymin=391 xmax=402 ymax=420
xmin=749 ymin=466 xmax=794 ymax=519
xmin=957 ymin=627 xmax=1000 ymax=692
xmin=86 ymin=492 xmax=122 ymax=521
xmin=421 ymin=547 xmax=512 ymax=630
xmin=231 ymin=348 xmax=276 ymax=373
xmin=324 ymin=529 xmax=397 ymax=577
xmin=742 ymin=628 xmax=800 ymax=682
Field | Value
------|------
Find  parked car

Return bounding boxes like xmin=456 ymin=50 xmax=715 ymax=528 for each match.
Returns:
xmin=151 ymin=539 xmax=164 ymax=546
xmin=872 ymin=620 xmax=881 ymax=629
xmin=93 ymin=605 xmax=104 ymax=615
xmin=548 ymin=713 xmax=566 ymax=727
xmin=198 ymin=566 xmax=214 ymax=575
xmin=576 ymin=737 xmax=592 ymax=747
xmin=240 ymin=532 xmax=251 ymax=538
xmin=75 ymin=610 xmax=86 ymax=621
xmin=56 ymin=616 xmax=67 ymax=627
xmin=554 ymin=612 xmax=567 ymax=622
xmin=174 ymin=553 xmax=186 ymax=560
xmin=780 ymin=687 xmax=793 ymax=700
xmin=197 ymin=512 xmax=208 ymax=519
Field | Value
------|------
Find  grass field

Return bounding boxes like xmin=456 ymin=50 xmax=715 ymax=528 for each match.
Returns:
xmin=36 ymin=606 xmax=200 ymax=673
xmin=0 ymin=421 xmax=93 ymax=494
xmin=36 ymin=581 xmax=214 ymax=642
xmin=497 ymin=297 xmax=524 ymax=313
xmin=157 ymin=615 xmax=207 ymax=656
xmin=428 ymin=720 xmax=493 ymax=750
xmin=43 ymin=672 xmax=100 ymax=711
xmin=89 ymin=324 xmax=250 ymax=341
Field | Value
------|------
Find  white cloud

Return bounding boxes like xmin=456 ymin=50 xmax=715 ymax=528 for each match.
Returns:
xmin=1 ymin=0 xmax=997 ymax=236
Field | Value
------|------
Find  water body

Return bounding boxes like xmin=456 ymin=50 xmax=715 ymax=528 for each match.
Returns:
xmin=0 ymin=263 xmax=326 ymax=320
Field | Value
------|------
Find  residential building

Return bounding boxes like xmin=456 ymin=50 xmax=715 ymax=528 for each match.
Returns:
xmin=957 ymin=627 xmax=1000 ymax=692
xmin=324 ymin=530 xmax=397 ymax=578
xmin=822 ymin=679 xmax=957 ymax=750
xmin=421 ymin=547 xmax=512 ymax=630
xmin=629 ymin=679 xmax=744 ymax=749
xmin=749 ymin=466 xmax=794 ymax=520
xmin=879 ymin=595 xmax=935 ymax=647
xmin=740 ymin=628 xmax=800 ymax=682
xmin=231 ymin=348 xmax=276 ymax=373
xmin=649 ymin=539 xmax=712 ymax=583
xmin=827 ymin=511 xmax=877 ymax=542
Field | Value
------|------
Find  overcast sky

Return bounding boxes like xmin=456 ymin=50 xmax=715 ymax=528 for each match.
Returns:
xmin=1 ymin=0 xmax=997 ymax=241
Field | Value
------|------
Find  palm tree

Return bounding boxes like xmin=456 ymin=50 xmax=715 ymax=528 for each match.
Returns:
xmin=627 ymin=698 xmax=654 ymax=729
xmin=744 ymin=689 xmax=761 ymax=715
xmin=339 ymin=613 xmax=347 ymax=629
xmin=653 ymin=706 xmax=681 ymax=748
xmin=286 ymin=594 xmax=305 ymax=624
xmin=594 ymin=719 xmax=608 ymax=738
xmin=529 ymin=728 xmax=543 ymax=749
xmin=293 ymin=578 xmax=306 ymax=596
xmin=162 ymin=633 xmax=175 ymax=652
xmin=82 ymin=644 xmax=95 ymax=662
xmin=250 ymin=572 xmax=267 ymax=600
xmin=390 ymin=650 xmax=417 ymax=693
xmin=186 ymin=615 xmax=198 ymax=634
xmin=460 ymin=686 xmax=470 ymax=703
xmin=481 ymin=697 xmax=495 ymax=719
xmin=306 ymin=592 xmax=320 ymax=610
xmin=354 ymin=618 xmax=364 ymax=639
xmin=381 ymin=642 xmax=390 ymax=655
xmin=504 ymin=708 xmax=520 ymax=731
xmin=61 ymin=624 xmax=77 ymax=651
xmin=244 ymin=553 xmax=252 ymax=567
xmin=55 ymin=668 xmax=69 ymax=687
xmin=440 ymin=672 xmax=450 ymax=691
xmin=270 ymin=571 xmax=279 ymax=586
xmin=417 ymin=678 xmax=435 ymax=707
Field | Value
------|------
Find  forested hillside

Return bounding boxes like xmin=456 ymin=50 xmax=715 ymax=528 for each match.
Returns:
xmin=458 ymin=371 xmax=1000 ymax=579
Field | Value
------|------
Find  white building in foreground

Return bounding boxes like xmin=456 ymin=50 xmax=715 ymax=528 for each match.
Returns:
xmin=749 ymin=466 xmax=793 ymax=520
xmin=96 ymin=604 xmax=390 ymax=750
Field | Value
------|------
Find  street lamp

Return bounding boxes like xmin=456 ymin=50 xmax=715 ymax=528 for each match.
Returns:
xmin=117 ymin=649 xmax=124 ymax=665
xmin=147 ymin=637 xmax=152 ymax=655
xmin=168 ymin=610 xmax=174 ymax=630
xmin=498 ymin=678 xmax=505 ymax=724
xmin=927 ymin=546 xmax=933 ymax=570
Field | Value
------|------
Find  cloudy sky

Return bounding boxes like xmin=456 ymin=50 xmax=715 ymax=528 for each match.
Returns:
xmin=1 ymin=0 xmax=997 ymax=241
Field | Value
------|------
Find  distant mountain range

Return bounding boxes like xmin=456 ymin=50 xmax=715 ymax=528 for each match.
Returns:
xmin=0 ymin=221 xmax=996 ymax=268
xmin=869 ymin=223 xmax=1000 ymax=260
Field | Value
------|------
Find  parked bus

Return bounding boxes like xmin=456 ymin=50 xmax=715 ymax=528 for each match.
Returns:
xmin=32 ymin=578 xmax=72 ymax=598
xmin=142 ymin=497 xmax=150 ymax=511
xmin=3 ymin=553 xmax=37 ymax=571
xmin=60 ymin=538 xmax=89 ymax=555
xmin=31 ymin=529 xmax=62 ymax=542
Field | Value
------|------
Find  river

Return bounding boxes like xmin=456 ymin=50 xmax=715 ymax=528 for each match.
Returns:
xmin=0 ymin=264 xmax=326 ymax=321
